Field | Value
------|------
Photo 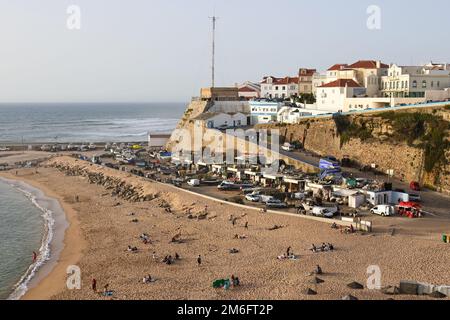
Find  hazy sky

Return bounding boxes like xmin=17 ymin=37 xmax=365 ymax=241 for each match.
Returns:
xmin=0 ymin=0 xmax=449 ymax=103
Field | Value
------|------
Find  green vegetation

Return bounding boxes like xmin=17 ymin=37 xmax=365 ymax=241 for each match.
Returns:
xmin=376 ymin=111 xmax=449 ymax=173
xmin=333 ymin=114 xmax=373 ymax=147
xmin=333 ymin=111 xmax=449 ymax=173
xmin=292 ymin=93 xmax=316 ymax=104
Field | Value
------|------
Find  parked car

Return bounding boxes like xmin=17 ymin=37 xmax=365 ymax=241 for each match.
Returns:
xmin=245 ymin=194 xmax=261 ymax=202
xmin=312 ymin=206 xmax=338 ymax=218
xmin=187 ymin=179 xmax=200 ymax=187
xmin=259 ymin=195 xmax=275 ymax=203
xmin=408 ymin=194 xmax=421 ymax=202
xmin=265 ymin=199 xmax=288 ymax=208
xmin=0 ymin=147 xmax=11 ymax=152
xmin=409 ymin=181 xmax=421 ymax=191
xmin=370 ymin=205 xmax=395 ymax=216
xmin=281 ymin=142 xmax=294 ymax=152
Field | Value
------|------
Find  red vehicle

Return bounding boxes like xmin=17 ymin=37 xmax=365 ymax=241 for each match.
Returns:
xmin=410 ymin=181 xmax=420 ymax=191
xmin=397 ymin=202 xmax=422 ymax=218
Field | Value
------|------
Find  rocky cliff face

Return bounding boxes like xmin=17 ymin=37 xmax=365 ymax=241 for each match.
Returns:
xmin=166 ymin=100 xmax=211 ymax=150
xmin=259 ymin=106 xmax=450 ymax=194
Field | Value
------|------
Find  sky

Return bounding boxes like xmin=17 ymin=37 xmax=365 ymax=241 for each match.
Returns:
xmin=0 ymin=0 xmax=449 ymax=103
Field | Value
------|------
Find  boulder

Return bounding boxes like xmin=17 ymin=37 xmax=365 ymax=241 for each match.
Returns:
xmin=347 ymin=281 xmax=364 ymax=290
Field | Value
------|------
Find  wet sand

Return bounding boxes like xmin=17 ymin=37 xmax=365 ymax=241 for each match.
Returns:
xmin=1 ymin=158 xmax=449 ymax=300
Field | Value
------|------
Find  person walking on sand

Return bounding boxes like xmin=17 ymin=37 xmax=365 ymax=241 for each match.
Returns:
xmin=32 ymin=251 xmax=37 ymax=263
xmin=286 ymin=246 xmax=291 ymax=257
xmin=197 ymin=255 xmax=202 ymax=266
xmin=244 ymin=221 xmax=248 ymax=229
xmin=92 ymin=278 xmax=97 ymax=292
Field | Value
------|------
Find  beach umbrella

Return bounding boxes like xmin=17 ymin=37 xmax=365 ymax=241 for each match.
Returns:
xmin=341 ymin=295 xmax=358 ymax=300
xmin=347 ymin=281 xmax=364 ymax=290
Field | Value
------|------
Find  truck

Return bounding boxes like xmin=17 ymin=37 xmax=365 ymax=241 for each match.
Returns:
xmin=370 ymin=205 xmax=395 ymax=217
xmin=187 ymin=179 xmax=200 ymax=187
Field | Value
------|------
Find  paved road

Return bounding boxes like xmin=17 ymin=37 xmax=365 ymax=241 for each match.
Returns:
xmin=279 ymin=149 xmax=450 ymax=220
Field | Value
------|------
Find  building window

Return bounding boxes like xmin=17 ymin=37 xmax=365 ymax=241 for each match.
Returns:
xmin=437 ymin=81 xmax=440 ymax=88
xmin=412 ymin=80 xmax=417 ymax=88
xmin=431 ymin=81 xmax=434 ymax=88
xmin=422 ymin=80 xmax=427 ymax=88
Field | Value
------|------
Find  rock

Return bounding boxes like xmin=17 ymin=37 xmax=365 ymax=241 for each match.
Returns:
xmin=428 ymin=291 xmax=447 ymax=299
xmin=382 ymin=285 xmax=400 ymax=295
xmin=347 ymin=281 xmax=364 ymax=290
xmin=310 ymin=277 xmax=325 ymax=284
xmin=303 ymin=288 xmax=317 ymax=295
xmin=399 ymin=281 xmax=419 ymax=295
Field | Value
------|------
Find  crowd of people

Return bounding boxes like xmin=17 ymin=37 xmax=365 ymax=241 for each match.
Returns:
xmin=310 ymin=243 xmax=334 ymax=253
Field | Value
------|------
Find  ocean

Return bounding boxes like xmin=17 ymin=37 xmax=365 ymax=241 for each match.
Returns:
xmin=0 ymin=102 xmax=187 ymax=144
xmin=0 ymin=179 xmax=46 ymax=299
xmin=0 ymin=102 xmax=185 ymax=299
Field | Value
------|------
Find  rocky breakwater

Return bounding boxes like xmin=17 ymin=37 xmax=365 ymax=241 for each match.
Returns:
xmin=46 ymin=156 xmax=160 ymax=203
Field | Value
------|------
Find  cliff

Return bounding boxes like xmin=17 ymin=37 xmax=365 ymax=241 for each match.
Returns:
xmin=258 ymin=105 xmax=450 ymax=194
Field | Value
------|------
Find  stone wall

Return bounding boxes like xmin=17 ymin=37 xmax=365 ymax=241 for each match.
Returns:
xmin=259 ymin=106 xmax=450 ymax=194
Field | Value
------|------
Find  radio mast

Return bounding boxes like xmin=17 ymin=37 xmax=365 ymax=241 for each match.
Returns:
xmin=209 ymin=15 xmax=218 ymax=88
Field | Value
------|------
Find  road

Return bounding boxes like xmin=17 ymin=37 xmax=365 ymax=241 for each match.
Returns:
xmin=279 ymin=149 xmax=450 ymax=220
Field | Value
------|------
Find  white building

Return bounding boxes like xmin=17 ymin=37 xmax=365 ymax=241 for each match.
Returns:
xmin=381 ymin=63 xmax=450 ymax=98
xmin=260 ymin=76 xmax=299 ymax=99
xmin=313 ymin=60 xmax=389 ymax=98
xmin=237 ymin=82 xmax=261 ymax=100
xmin=316 ymin=79 xmax=366 ymax=112
xmin=277 ymin=106 xmax=313 ymax=124
xmin=249 ymin=101 xmax=283 ymax=125
xmin=194 ymin=112 xmax=248 ymax=129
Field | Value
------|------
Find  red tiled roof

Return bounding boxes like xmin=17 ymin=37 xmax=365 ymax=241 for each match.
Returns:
xmin=318 ymin=79 xmax=362 ymax=88
xmin=298 ymin=68 xmax=316 ymax=77
xmin=239 ymin=86 xmax=258 ymax=92
xmin=348 ymin=60 xmax=389 ymax=69
xmin=327 ymin=64 xmax=348 ymax=71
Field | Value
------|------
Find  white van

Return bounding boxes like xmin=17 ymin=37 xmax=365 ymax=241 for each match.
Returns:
xmin=312 ymin=206 xmax=338 ymax=218
xmin=370 ymin=205 xmax=395 ymax=216
xmin=187 ymin=179 xmax=200 ymax=187
xmin=281 ymin=142 xmax=294 ymax=152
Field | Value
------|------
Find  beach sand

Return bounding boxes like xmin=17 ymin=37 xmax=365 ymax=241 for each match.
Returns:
xmin=1 ymin=158 xmax=449 ymax=300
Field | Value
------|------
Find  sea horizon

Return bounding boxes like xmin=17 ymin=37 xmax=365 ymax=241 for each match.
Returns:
xmin=0 ymin=102 xmax=186 ymax=144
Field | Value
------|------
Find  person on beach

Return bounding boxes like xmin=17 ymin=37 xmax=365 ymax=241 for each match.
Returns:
xmin=204 ymin=205 xmax=208 ymax=214
xmin=197 ymin=255 xmax=202 ymax=266
xmin=175 ymin=253 xmax=180 ymax=260
xmin=244 ymin=221 xmax=248 ymax=229
xmin=286 ymin=246 xmax=291 ymax=256
xmin=92 ymin=278 xmax=97 ymax=292
xmin=314 ymin=265 xmax=323 ymax=275
xmin=32 ymin=251 xmax=37 ymax=263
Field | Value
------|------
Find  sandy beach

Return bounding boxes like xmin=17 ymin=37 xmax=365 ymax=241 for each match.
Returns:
xmin=1 ymin=156 xmax=449 ymax=300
